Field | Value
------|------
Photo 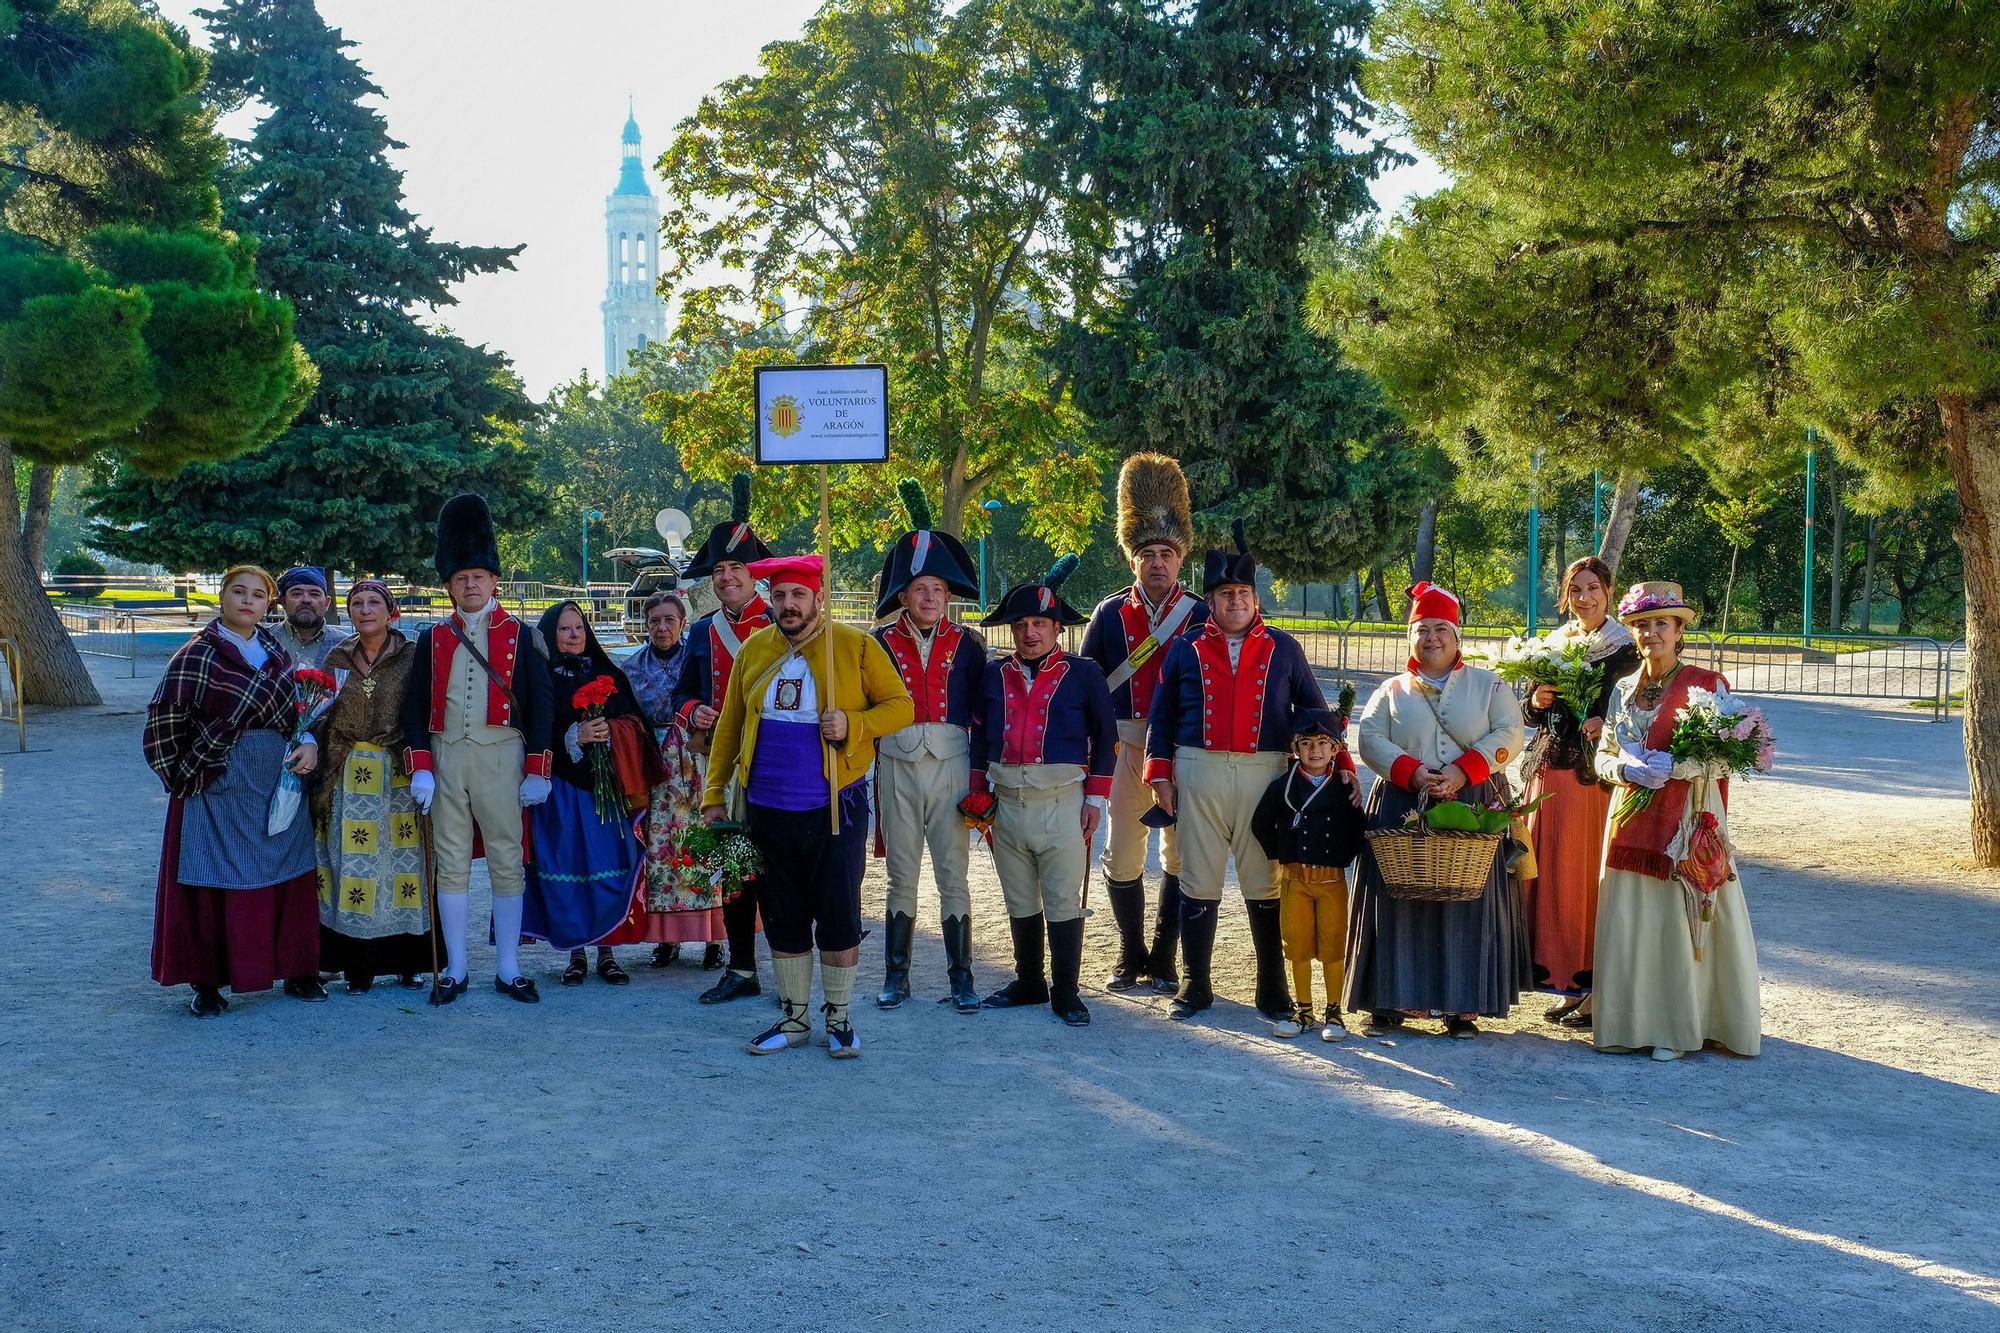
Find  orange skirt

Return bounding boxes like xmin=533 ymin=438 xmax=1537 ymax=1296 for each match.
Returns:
xmin=1523 ymin=766 xmax=1612 ymax=994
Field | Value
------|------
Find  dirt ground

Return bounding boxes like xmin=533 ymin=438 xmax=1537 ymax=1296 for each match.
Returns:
xmin=3 ymin=653 xmax=1999 ymax=1331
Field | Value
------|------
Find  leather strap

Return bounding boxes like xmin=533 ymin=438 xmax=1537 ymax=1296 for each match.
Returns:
xmin=1105 ymin=592 xmax=1198 ymax=692
xmin=453 ymin=621 xmax=519 ymax=715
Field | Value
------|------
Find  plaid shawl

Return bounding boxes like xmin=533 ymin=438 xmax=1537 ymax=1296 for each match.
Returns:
xmin=143 ymin=622 xmax=298 ymax=799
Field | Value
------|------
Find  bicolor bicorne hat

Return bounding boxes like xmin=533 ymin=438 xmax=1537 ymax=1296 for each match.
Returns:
xmin=1117 ymin=453 xmax=1195 ymax=559
xmin=1616 ymin=580 xmax=1698 ymax=627
xmin=982 ymin=554 xmax=1088 ymax=628
xmin=434 ymin=494 xmax=501 ymax=583
xmin=1201 ymin=519 xmax=1257 ymax=595
xmin=876 ymin=478 xmax=978 ymax=618
xmin=683 ymin=471 xmax=775 ymax=579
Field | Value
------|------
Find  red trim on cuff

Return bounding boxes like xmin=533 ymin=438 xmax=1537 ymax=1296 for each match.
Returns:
xmin=523 ymin=751 xmax=552 ymax=779
xmin=1335 ymin=750 xmax=1356 ymax=775
xmin=675 ymin=698 xmax=700 ymax=726
xmin=405 ymin=748 xmax=434 ymax=774
xmin=968 ymin=770 xmax=990 ymax=794
xmin=1143 ymin=757 xmax=1174 ymax=784
xmin=1084 ymin=775 xmax=1113 ymax=800
xmin=1389 ymin=754 xmax=1421 ymax=790
xmin=1452 ymin=749 xmax=1492 ymax=786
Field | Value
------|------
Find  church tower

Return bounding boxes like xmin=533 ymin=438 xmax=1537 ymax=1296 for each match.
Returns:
xmin=601 ymin=102 xmax=667 ymax=378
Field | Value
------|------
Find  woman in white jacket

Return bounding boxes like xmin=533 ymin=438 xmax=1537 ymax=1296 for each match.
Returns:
xmin=1345 ymin=583 xmax=1526 ymax=1039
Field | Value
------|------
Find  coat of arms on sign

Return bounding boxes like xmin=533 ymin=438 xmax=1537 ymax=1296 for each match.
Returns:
xmin=767 ymin=394 xmax=801 ymax=438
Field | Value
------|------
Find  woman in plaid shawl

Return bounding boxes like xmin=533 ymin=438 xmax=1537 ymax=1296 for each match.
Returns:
xmin=145 ymin=566 xmax=325 ymax=1017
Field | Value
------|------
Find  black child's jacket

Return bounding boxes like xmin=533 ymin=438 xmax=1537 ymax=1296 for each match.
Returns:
xmin=1251 ymin=762 xmax=1367 ymax=870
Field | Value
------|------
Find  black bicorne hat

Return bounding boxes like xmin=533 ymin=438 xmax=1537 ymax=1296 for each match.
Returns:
xmin=981 ymin=554 xmax=1087 ymax=627
xmin=684 ymin=471 xmax=775 ymax=579
xmin=876 ymin=478 xmax=979 ymax=618
xmin=1202 ymin=518 xmax=1257 ymax=595
xmin=1291 ymin=707 xmax=1346 ymax=741
xmin=435 ymin=494 xmax=501 ymax=583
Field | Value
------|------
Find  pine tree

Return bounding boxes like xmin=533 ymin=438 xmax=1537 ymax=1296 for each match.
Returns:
xmin=0 ymin=1 xmax=312 ymax=705
xmin=87 ymin=0 xmax=542 ymax=577
xmin=1044 ymin=0 xmax=1434 ymax=581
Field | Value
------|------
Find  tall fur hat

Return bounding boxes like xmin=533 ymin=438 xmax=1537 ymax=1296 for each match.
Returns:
xmin=1117 ymin=453 xmax=1194 ymax=558
xmin=434 ymin=493 xmax=500 ymax=583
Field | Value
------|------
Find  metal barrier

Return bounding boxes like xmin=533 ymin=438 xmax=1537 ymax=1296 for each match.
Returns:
xmin=0 ymin=637 xmax=23 ymax=752
xmin=58 ymin=605 xmax=138 ymax=677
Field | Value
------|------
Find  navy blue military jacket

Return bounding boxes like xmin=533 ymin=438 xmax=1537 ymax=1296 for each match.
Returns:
xmin=669 ymin=594 xmax=771 ymax=728
xmin=1144 ymin=620 xmax=1328 ymax=782
xmin=870 ymin=614 xmax=985 ymax=728
xmin=1079 ymin=584 xmax=1208 ymax=722
xmin=968 ymin=648 xmax=1117 ymax=798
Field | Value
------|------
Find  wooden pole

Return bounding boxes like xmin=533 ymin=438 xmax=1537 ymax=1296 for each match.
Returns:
xmin=821 ymin=464 xmax=838 ymax=834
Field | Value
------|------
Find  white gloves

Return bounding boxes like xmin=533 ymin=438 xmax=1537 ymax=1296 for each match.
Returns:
xmin=1620 ymin=747 xmax=1673 ymax=790
xmin=519 ymin=774 xmax=552 ymax=807
xmin=409 ymin=770 xmax=435 ymax=813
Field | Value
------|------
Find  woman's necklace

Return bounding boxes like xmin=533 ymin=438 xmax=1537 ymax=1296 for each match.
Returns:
xmin=351 ymin=637 xmax=387 ymax=697
xmin=1636 ymin=662 xmax=1682 ymax=709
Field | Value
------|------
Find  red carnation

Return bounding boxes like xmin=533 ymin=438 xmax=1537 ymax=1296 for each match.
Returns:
xmin=572 ymin=677 xmax=617 ymax=711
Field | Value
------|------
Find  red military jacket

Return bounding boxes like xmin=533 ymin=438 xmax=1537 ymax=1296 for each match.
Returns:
xmin=400 ymin=602 xmax=554 ymax=778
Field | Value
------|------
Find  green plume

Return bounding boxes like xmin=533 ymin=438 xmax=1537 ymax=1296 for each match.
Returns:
xmin=896 ymin=477 xmax=933 ymax=531
xmin=730 ymin=471 xmax=752 ymax=523
xmin=1337 ymin=680 xmax=1356 ymax=718
xmin=1044 ymin=553 xmax=1079 ymax=591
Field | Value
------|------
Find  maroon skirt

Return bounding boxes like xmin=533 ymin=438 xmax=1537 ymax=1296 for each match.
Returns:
xmin=151 ymin=798 xmax=320 ymax=993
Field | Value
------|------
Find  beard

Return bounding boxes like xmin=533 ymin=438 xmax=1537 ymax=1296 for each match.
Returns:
xmin=288 ymin=607 xmax=323 ymax=631
xmin=777 ymin=607 xmax=815 ymax=636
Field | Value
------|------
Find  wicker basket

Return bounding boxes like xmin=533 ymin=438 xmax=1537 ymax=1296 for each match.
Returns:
xmin=1366 ymin=796 xmax=1503 ymax=903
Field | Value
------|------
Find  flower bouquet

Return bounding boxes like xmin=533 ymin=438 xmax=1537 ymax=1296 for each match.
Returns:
xmin=1609 ymin=684 xmax=1775 ymax=829
xmin=677 ymin=820 xmax=763 ymax=904
xmin=572 ymin=676 xmax=623 ymax=822
xmin=958 ymin=791 xmax=997 ymax=847
xmin=1478 ymin=634 xmax=1603 ymax=722
xmin=266 ymin=666 xmax=338 ymax=835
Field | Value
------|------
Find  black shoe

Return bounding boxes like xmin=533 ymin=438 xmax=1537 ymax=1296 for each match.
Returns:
xmin=1146 ymin=873 xmax=1184 ymax=992
xmin=1047 ymin=917 xmax=1091 ymax=1027
xmin=701 ymin=942 xmax=725 ymax=970
xmin=1245 ymin=898 xmax=1291 ymax=1019
xmin=495 ymin=975 xmax=541 ymax=1004
xmin=345 ymin=971 xmax=374 ymax=994
xmin=1444 ymin=1016 xmax=1480 ymax=1040
xmin=877 ymin=911 xmax=915 ymax=1009
xmin=700 ymin=971 xmax=762 ymax=1004
xmin=596 ymin=951 xmax=629 ymax=985
xmin=188 ymin=986 xmax=227 ymax=1018
xmin=940 ymin=914 xmax=980 ymax=1014
xmin=283 ymin=976 xmax=329 ymax=1003
xmin=1366 ymin=1009 xmax=1405 ymax=1033
xmin=1103 ymin=878 xmax=1148 ymax=991
xmin=1545 ymin=996 xmax=1583 ymax=1023
xmin=429 ymin=975 xmax=467 ymax=1007
xmin=983 ymin=914 xmax=1049 ymax=1008
xmin=1558 ymin=1008 xmax=1593 ymax=1031
xmin=650 ymin=943 xmax=681 ymax=969
xmin=1169 ymin=896 xmax=1218 ymax=1021
xmin=396 ymin=973 xmax=425 ymax=990
xmin=562 ymin=950 xmax=588 ymax=986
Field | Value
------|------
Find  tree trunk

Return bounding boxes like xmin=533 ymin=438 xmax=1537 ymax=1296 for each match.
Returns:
xmin=1369 ymin=565 xmax=1390 ymax=620
xmin=23 ymin=465 xmax=55 ymax=575
xmin=1412 ymin=498 xmax=1439 ymax=583
xmin=1720 ymin=544 xmax=1740 ymax=637
xmin=0 ymin=443 xmax=102 ymax=707
xmin=1861 ymin=516 xmax=1880 ymax=633
xmin=1597 ymin=470 xmax=1644 ymax=576
xmin=1827 ymin=463 xmax=1845 ymax=631
xmin=1940 ymin=392 xmax=2000 ymax=865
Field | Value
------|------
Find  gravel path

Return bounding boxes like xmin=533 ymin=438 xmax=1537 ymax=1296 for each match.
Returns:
xmin=2 ymin=659 xmax=1997 ymax=1331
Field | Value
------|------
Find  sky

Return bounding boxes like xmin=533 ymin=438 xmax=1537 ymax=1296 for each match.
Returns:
xmin=155 ymin=0 xmax=1447 ymax=402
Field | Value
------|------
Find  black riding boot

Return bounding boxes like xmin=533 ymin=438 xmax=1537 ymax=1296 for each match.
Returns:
xmin=1245 ymin=897 xmax=1292 ymax=1021
xmin=699 ymin=888 xmax=763 ymax=1003
xmin=1103 ymin=877 xmax=1148 ymax=991
xmin=876 ymin=911 xmax=915 ymax=1009
xmin=1147 ymin=873 xmax=1183 ymax=993
xmin=941 ymin=914 xmax=980 ymax=1014
xmin=1170 ymin=896 xmax=1217 ymax=1020
xmin=1048 ymin=916 xmax=1090 ymax=1027
xmin=982 ymin=914 xmax=1049 ymax=1007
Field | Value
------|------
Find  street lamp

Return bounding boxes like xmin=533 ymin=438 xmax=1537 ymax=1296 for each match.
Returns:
xmin=978 ymin=498 xmax=1003 ymax=610
xmin=581 ymin=508 xmax=603 ymax=589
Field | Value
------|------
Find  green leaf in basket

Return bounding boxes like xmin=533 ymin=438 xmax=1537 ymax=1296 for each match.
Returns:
xmin=1424 ymin=801 xmax=1482 ymax=832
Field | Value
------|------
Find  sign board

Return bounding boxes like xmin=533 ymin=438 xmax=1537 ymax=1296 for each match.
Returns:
xmin=753 ymin=364 xmax=889 ymax=465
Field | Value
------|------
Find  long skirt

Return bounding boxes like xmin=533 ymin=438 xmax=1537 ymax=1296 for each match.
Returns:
xmin=1523 ymin=766 xmax=1613 ymax=995
xmin=1593 ymin=864 xmax=1760 ymax=1057
xmin=316 ymin=742 xmax=434 ymax=980
xmin=521 ymin=778 xmax=645 ymax=950
xmin=1344 ymin=777 xmax=1524 ymax=1019
xmin=152 ymin=798 xmax=320 ymax=992
xmin=638 ymin=725 xmax=725 ymax=944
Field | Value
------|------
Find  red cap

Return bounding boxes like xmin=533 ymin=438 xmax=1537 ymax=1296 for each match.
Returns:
xmin=747 ymin=554 xmax=823 ymax=596
xmin=1406 ymin=580 xmax=1461 ymax=627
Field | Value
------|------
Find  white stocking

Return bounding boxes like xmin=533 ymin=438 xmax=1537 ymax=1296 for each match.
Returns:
xmin=492 ymin=894 xmax=524 ymax=982
xmin=438 ymin=892 xmax=470 ymax=983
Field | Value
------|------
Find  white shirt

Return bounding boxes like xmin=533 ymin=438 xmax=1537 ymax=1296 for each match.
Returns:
xmin=218 ymin=623 xmax=268 ymax=670
xmin=760 ymin=652 xmax=820 ymax=722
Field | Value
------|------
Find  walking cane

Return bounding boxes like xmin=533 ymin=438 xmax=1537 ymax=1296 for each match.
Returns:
xmin=1079 ymin=834 xmax=1094 ymax=919
xmin=418 ymin=808 xmax=441 ymax=996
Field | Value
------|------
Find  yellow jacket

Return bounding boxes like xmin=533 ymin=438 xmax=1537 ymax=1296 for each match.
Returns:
xmin=702 ymin=618 xmax=915 ymax=809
